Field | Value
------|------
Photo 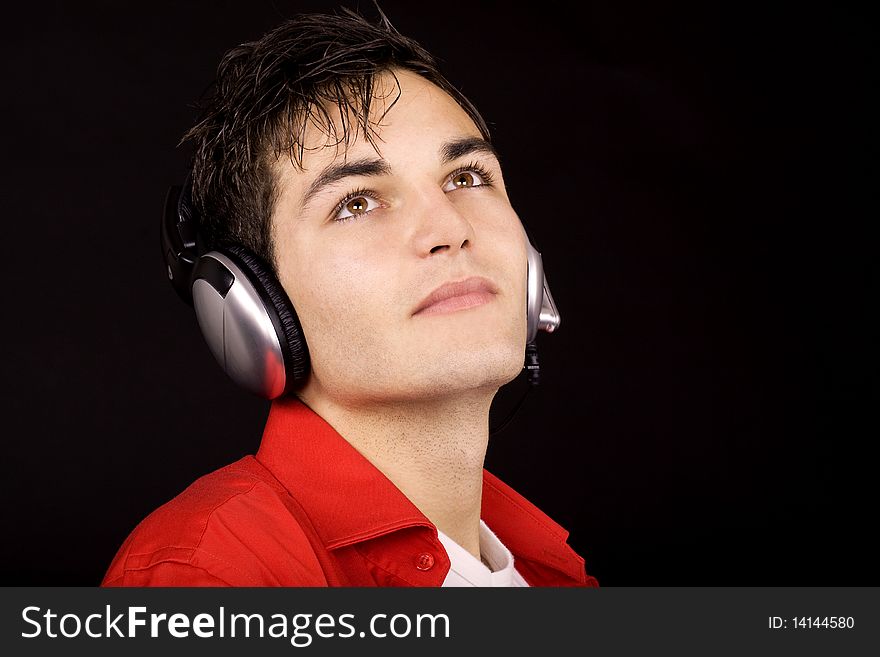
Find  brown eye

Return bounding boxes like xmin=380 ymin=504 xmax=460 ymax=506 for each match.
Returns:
xmin=453 ymin=172 xmax=477 ymax=188
xmin=334 ymin=193 xmax=381 ymax=223
xmin=346 ymin=197 xmax=369 ymax=213
xmin=442 ymin=167 xmax=490 ymax=193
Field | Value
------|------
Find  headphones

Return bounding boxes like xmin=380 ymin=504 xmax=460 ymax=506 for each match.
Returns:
xmin=160 ymin=174 xmax=561 ymax=400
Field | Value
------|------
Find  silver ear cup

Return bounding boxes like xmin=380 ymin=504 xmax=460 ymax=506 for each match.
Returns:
xmin=538 ymin=273 xmax=561 ymax=334
xmin=191 ymin=252 xmax=287 ymax=398
xmin=526 ymin=242 xmax=561 ymax=343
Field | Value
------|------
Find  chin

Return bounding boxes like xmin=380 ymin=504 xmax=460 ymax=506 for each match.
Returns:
xmin=424 ymin=344 xmax=525 ymax=392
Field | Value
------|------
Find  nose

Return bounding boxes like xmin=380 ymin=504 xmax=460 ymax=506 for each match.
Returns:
xmin=410 ymin=186 xmax=476 ymax=258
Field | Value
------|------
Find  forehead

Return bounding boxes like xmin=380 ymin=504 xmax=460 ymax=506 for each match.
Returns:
xmin=273 ymin=69 xmax=484 ymax=190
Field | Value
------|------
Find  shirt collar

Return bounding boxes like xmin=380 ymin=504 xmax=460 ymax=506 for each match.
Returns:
xmin=437 ymin=519 xmax=520 ymax=587
xmin=255 ymin=395 xmax=586 ymax=583
xmin=256 ymin=395 xmax=432 ymax=550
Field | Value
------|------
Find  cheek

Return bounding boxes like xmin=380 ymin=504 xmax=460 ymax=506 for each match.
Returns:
xmin=494 ymin=220 xmax=529 ymax=285
xmin=282 ymin=246 xmax=387 ymax=348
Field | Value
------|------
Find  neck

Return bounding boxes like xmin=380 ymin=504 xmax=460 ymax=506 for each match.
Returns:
xmin=299 ymin=389 xmax=495 ymax=561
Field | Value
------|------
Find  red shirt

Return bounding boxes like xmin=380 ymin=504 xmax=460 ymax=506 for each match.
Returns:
xmin=102 ymin=396 xmax=599 ymax=587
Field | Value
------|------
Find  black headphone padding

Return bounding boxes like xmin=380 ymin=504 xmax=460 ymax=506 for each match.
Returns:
xmin=221 ymin=244 xmax=311 ymax=388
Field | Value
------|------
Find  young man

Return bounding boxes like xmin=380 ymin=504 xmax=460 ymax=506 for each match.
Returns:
xmin=103 ymin=7 xmax=598 ymax=587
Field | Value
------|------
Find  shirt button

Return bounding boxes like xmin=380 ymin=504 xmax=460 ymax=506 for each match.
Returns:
xmin=415 ymin=552 xmax=435 ymax=571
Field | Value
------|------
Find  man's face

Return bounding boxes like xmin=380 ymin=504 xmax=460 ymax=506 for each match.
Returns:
xmin=271 ymin=68 xmax=528 ymax=407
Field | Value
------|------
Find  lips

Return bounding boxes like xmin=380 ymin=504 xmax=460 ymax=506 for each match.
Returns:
xmin=413 ymin=276 xmax=498 ymax=316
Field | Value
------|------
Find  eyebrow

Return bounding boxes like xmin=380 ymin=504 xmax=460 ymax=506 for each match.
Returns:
xmin=300 ymin=136 xmax=500 ymax=213
xmin=440 ymin=136 xmax=499 ymax=165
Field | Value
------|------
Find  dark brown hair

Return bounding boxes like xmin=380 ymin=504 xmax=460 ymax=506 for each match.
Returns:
xmin=181 ymin=4 xmax=491 ymax=275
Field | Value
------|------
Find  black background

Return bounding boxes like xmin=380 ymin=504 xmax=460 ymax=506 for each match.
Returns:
xmin=1 ymin=0 xmax=876 ymax=585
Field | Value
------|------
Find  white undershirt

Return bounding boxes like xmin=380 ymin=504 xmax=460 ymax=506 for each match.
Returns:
xmin=436 ymin=519 xmax=529 ymax=587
